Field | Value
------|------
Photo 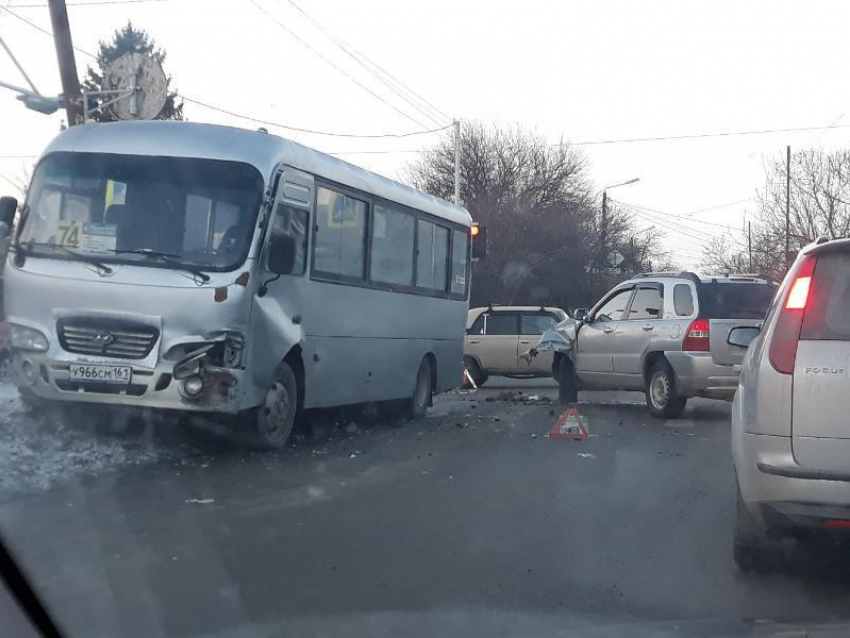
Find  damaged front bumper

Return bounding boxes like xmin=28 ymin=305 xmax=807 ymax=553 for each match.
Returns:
xmin=10 ymin=339 xmax=245 ymax=414
xmin=521 ymin=325 xmax=576 ymax=364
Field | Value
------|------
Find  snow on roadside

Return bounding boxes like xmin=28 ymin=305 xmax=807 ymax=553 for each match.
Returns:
xmin=0 ymin=384 xmax=169 ymax=497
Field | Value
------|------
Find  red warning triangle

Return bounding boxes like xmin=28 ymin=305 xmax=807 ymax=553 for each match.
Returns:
xmin=548 ymin=404 xmax=588 ymax=440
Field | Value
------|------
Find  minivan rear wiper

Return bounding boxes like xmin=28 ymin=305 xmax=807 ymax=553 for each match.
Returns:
xmin=16 ymin=241 xmax=114 ymax=275
xmin=110 ymin=248 xmax=211 ymax=283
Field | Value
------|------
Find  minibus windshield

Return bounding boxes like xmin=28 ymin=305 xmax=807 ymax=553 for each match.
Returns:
xmin=18 ymin=152 xmax=264 ymax=273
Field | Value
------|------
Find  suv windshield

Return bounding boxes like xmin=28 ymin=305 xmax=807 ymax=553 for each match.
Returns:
xmin=699 ymin=282 xmax=776 ymax=319
xmin=18 ymin=152 xmax=264 ymax=272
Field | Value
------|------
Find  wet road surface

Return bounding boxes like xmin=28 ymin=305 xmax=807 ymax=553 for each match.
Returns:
xmin=2 ymin=379 xmax=850 ymax=637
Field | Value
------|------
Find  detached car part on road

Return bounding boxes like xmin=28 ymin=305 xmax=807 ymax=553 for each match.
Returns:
xmin=732 ymin=238 xmax=850 ymax=571
xmin=532 ymin=271 xmax=776 ymax=417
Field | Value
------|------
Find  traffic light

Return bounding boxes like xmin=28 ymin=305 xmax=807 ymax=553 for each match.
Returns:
xmin=471 ymin=222 xmax=487 ymax=259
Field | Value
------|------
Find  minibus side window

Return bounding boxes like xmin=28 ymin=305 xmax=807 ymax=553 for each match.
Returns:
xmin=416 ymin=220 xmax=449 ymax=291
xmin=269 ymin=203 xmax=308 ymax=275
xmin=314 ymin=186 xmax=367 ymax=278
xmin=370 ymin=203 xmax=414 ymax=286
xmin=450 ymin=228 xmax=468 ymax=296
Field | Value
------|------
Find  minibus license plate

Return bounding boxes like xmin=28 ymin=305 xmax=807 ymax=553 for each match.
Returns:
xmin=69 ymin=364 xmax=132 ymax=385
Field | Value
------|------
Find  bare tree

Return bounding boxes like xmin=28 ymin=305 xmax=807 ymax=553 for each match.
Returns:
xmin=406 ymin=122 xmax=664 ymax=308
xmin=703 ymin=148 xmax=850 ymax=280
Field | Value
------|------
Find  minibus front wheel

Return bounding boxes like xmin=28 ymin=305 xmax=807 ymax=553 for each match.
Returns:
xmin=252 ymin=362 xmax=298 ymax=449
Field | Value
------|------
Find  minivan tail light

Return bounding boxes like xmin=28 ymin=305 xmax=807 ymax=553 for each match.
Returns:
xmin=769 ymin=254 xmax=816 ymax=374
xmin=683 ymin=318 xmax=710 ymax=352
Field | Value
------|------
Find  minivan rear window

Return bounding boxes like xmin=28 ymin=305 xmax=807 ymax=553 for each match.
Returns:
xmin=698 ymin=283 xmax=775 ymax=319
xmin=801 ymin=253 xmax=850 ymax=340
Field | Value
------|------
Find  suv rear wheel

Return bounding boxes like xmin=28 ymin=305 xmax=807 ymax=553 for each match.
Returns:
xmin=646 ymin=360 xmax=687 ymax=418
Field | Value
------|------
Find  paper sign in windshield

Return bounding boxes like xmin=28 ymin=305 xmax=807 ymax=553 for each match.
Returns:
xmin=81 ymin=223 xmax=117 ymax=255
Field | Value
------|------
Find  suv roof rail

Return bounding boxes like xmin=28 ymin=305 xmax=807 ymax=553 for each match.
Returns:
xmin=632 ymin=270 xmax=702 ymax=284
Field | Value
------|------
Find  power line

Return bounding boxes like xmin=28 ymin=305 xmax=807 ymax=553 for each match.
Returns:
xmin=329 ymin=122 xmax=850 ymax=155
xmin=279 ymin=0 xmax=450 ymax=127
xmin=619 ymin=204 xmax=719 ymax=245
xmin=0 ymin=5 xmax=97 ymax=58
xmin=566 ymin=123 xmax=850 ymax=147
xmin=246 ymin=0 xmax=430 ymax=130
xmin=0 ymin=172 xmax=21 ymax=190
xmin=179 ymin=94 xmax=451 ymax=138
xmin=611 ymin=199 xmax=744 ymax=232
xmin=679 ymin=197 xmax=755 ymax=218
xmin=0 ymin=4 xmax=449 ymax=139
xmin=9 ymin=0 xmax=168 ymax=7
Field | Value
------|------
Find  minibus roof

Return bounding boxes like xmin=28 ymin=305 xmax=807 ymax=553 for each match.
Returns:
xmin=42 ymin=121 xmax=472 ymax=227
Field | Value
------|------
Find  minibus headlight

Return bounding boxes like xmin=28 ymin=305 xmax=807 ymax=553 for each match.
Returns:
xmin=10 ymin=324 xmax=48 ymax=352
xmin=223 ymin=333 xmax=244 ymax=368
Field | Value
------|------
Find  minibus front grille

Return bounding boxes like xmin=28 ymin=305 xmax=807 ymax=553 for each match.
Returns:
xmin=58 ymin=319 xmax=159 ymax=360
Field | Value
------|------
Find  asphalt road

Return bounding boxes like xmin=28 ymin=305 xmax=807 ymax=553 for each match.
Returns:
xmin=2 ymin=379 xmax=850 ymax=637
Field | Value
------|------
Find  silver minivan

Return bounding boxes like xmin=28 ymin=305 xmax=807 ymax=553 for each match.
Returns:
xmin=732 ymin=238 xmax=850 ymax=570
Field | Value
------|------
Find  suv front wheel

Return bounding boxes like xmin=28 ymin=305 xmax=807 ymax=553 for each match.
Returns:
xmin=646 ymin=360 xmax=687 ymax=418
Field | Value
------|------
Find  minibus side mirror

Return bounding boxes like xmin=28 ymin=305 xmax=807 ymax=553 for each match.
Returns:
xmin=0 ymin=197 xmax=18 ymax=239
xmin=267 ymin=233 xmax=297 ymax=275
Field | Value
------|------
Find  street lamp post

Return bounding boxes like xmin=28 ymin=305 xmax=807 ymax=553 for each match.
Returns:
xmin=600 ymin=177 xmax=640 ymax=270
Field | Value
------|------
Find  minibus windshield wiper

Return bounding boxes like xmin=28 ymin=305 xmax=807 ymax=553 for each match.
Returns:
xmin=110 ymin=248 xmax=211 ymax=283
xmin=17 ymin=241 xmax=114 ymax=275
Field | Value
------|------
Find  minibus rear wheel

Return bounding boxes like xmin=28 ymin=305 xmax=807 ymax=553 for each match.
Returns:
xmin=407 ymin=357 xmax=433 ymax=420
xmin=254 ymin=362 xmax=298 ymax=449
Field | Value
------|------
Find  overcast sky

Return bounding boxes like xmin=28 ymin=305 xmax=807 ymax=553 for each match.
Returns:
xmin=2 ymin=0 xmax=850 ymax=267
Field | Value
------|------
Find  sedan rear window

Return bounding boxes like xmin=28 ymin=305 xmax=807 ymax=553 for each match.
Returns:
xmin=801 ymin=252 xmax=850 ymax=340
xmin=698 ymin=283 xmax=776 ymax=319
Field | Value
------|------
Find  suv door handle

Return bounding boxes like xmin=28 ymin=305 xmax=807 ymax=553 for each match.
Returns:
xmin=468 ymin=339 xmax=481 ymax=344
xmin=519 ymin=339 xmax=531 ymax=344
xmin=603 ymin=326 xmax=615 ymax=334
xmin=642 ymin=324 xmax=655 ymax=331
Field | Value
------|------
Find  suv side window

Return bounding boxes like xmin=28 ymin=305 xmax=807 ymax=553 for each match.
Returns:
xmin=673 ymin=284 xmax=694 ymax=316
xmin=485 ymin=312 xmax=519 ymax=335
xmin=520 ymin=313 xmax=559 ymax=335
xmin=593 ymin=288 xmax=634 ymax=322
xmin=627 ymin=285 xmax=664 ymax=320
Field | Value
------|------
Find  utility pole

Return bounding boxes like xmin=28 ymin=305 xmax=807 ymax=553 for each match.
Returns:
xmin=748 ymin=221 xmax=752 ymax=272
xmin=600 ymin=190 xmax=608 ymax=270
xmin=453 ymin=119 xmax=461 ymax=204
xmin=785 ymin=145 xmax=791 ymax=269
xmin=47 ymin=0 xmax=83 ymax=126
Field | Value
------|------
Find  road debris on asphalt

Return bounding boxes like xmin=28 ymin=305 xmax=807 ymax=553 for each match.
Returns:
xmin=577 ymin=453 xmax=596 ymax=459
xmin=185 ymin=498 xmax=215 ymax=505
xmin=344 ymin=422 xmax=358 ymax=434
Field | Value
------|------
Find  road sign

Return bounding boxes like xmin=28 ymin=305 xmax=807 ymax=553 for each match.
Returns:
xmin=607 ymin=250 xmax=625 ymax=268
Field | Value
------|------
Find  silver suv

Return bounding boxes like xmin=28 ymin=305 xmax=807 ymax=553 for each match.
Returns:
xmin=732 ymin=239 xmax=850 ymax=571
xmin=538 ymin=272 xmax=777 ymax=416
